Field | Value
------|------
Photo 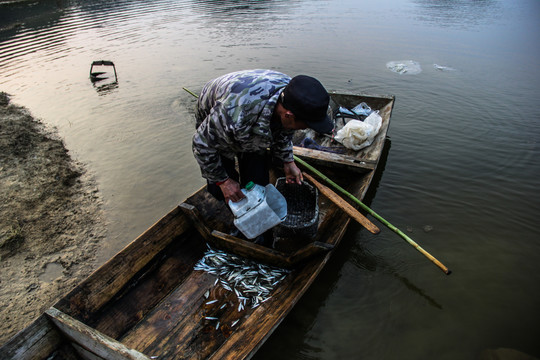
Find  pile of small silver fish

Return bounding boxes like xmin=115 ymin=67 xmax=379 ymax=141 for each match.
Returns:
xmin=194 ymin=246 xmax=290 ymax=311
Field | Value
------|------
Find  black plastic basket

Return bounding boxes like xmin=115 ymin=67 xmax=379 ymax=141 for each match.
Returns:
xmin=273 ymin=178 xmax=319 ymax=240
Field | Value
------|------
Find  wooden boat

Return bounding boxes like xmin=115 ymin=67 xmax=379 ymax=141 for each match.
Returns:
xmin=1 ymin=92 xmax=394 ymax=360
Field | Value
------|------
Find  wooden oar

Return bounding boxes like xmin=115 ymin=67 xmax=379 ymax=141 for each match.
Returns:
xmin=303 ymin=172 xmax=380 ymax=234
xmin=294 ymin=155 xmax=452 ymax=275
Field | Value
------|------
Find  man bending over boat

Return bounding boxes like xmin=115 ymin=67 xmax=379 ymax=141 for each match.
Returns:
xmin=193 ymin=69 xmax=333 ymax=205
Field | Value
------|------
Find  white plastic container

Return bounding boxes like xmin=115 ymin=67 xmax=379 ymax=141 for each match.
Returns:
xmin=228 ymin=181 xmax=287 ymax=239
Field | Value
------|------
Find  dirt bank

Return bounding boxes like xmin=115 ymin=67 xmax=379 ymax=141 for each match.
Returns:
xmin=0 ymin=92 xmax=106 ymax=345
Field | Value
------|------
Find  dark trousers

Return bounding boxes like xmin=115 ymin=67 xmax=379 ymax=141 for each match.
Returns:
xmin=206 ymin=152 xmax=270 ymax=201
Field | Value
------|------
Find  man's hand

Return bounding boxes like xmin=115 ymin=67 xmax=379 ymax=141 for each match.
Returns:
xmin=219 ymin=178 xmax=246 ymax=203
xmin=284 ymin=161 xmax=303 ymax=184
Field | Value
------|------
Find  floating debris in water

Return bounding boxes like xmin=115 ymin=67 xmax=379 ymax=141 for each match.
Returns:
xmin=433 ymin=64 xmax=455 ymax=71
xmin=194 ymin=246 xmax=290 ymax=310
xmin=386 ymin=60 xmax=422 ymax=75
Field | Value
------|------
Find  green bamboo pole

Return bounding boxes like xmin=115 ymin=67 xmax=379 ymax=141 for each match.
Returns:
xmin=183 ymin=87 xmax=199 ymax=99
xmin=294 ymin=155 xmax=451 ymax=275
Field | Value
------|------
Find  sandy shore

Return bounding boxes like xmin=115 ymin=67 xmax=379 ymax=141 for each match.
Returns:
xmin=0 ymin=92 xmax=107 ymax=345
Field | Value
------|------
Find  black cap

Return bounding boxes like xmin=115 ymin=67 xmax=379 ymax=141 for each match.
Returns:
xmin=281 ymin=75 xmax=334 ymax=134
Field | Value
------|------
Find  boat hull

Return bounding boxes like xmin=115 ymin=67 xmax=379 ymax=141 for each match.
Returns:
xmin=1 ymin=92 xmax=394 ymax=360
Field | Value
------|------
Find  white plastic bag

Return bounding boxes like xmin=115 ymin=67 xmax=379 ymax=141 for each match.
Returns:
xmin=334 ymin=111 xmax=382 ymax=150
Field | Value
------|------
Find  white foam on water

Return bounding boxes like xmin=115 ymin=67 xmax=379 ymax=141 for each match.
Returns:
xmin=386 ymin=60 xmax=422 ymax=75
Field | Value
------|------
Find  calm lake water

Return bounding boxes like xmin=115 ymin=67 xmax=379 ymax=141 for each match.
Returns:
xmin=1 ymin=0 xmax=539 ymax=359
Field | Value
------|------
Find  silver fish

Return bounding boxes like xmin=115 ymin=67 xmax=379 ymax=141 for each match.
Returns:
xmin=194 ymin=246 xmax=290 ymax=311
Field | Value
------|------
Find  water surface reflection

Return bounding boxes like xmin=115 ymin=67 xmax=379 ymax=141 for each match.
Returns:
xmin=412 ymin=0 xmax=501 ymax=28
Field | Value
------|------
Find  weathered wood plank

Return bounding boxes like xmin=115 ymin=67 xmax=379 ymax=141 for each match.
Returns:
xmin=0 ymin=314 xmax=63 ymax=360
xmin=293 ymin=146 xmax=376 ymax=172
xmin=211 ymin=230 xmax=333 ymax=267
xmin=210 ymin=230 xmax=292 ymax=268
xmin=55 ymin=206 xmax=190 ymax=321
xmin=88 ymin=228 xmax=206 ymax=339
xmin=184 ymin=190 xmax=233 ymax=234
xmin=71 ymin=343 xmax=106 ymax=360
xmin=303 ymin=171 xmax=380 ymax=234
xmin=287 ymin=241 xmax=334 ymax=264
xmin=123 ymin=266 xmax=283 ymax=360
xmin=163 ymin=283 xmax=249 ymax=359
xmin=180 ymin=202 xmax=214 ymax=242
xmin=45 ymin=308 xmax=150 ymax=360
xmin=120 ymin=270 xmax=219 ymax=357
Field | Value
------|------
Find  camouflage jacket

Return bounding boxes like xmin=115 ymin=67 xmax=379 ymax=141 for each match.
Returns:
xmin=192 ymin=69 xmax=294 ymax=183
